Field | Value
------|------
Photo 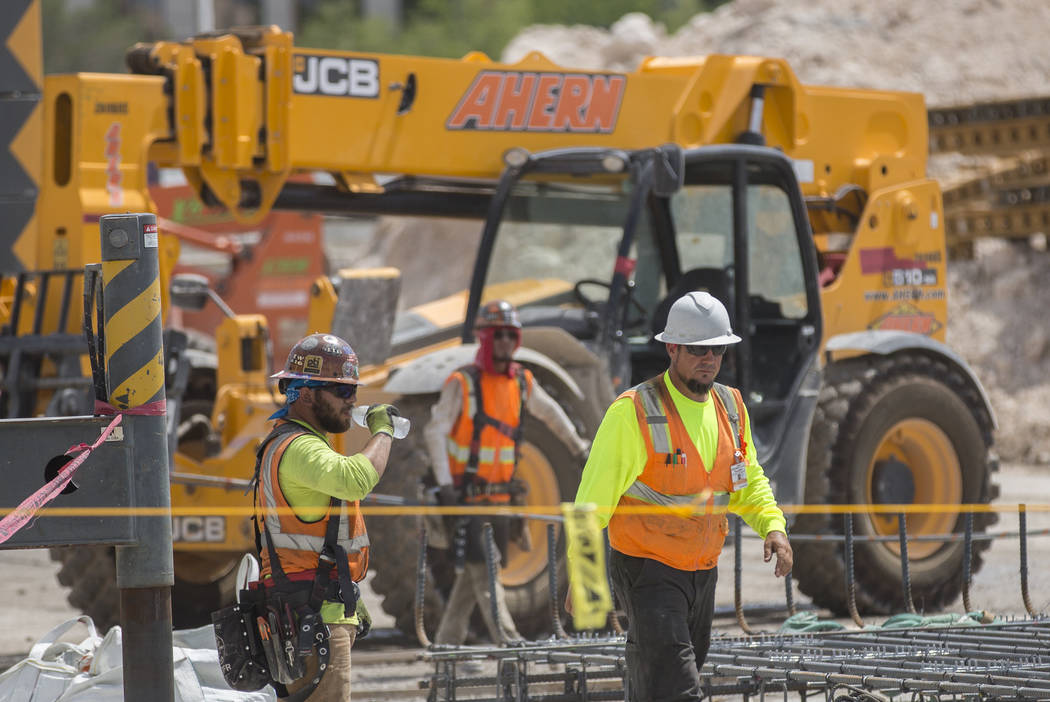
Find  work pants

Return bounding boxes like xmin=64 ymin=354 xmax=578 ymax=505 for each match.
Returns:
xmin=283 ymin=622 xmax=356 ymax=701
xmin=435 ymin=517 xmax=522 ymax=645
xmin=609 ymin=550 xmax=718 ymax=702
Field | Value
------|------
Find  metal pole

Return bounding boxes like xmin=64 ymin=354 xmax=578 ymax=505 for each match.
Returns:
xmin=101 ymin=213 xmax=175 ymax=702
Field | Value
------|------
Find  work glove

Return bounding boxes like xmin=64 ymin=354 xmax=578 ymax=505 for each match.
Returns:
xmin=355 ymin=597 xmax=372 ymax=638
xmin=365 ymin=403 xmax=400 ymax=437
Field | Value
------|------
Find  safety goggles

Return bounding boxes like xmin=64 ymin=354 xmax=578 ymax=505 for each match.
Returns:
xmin=318 ymin=383 xmax=357 ymax=400
xmin=492 ymin=329 xmax=519 ymax=341
xmin=682 ymin=344 xmax=728 ymax=358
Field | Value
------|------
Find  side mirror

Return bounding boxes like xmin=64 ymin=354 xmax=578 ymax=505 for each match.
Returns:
xmin=170 ymin=273 xmax=235 ymax=317
xmin=170 ymin=273 xmax=210 ymax=311
xmin=652 ymin=143 xmax=684 ymax=197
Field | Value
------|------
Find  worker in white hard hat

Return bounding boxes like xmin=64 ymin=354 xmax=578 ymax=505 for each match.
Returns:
xmin=566 ymin=291 xmax=792 ymax=701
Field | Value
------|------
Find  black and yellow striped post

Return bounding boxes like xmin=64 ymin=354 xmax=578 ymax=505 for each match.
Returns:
xmin=100 ymin=212 xmax=175 ymax=702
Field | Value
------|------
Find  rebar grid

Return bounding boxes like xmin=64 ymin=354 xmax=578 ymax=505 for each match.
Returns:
xmin=423 ymin=620 xmax=1050 ymax=701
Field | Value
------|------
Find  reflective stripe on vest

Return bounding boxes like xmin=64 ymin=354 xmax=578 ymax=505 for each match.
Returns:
xmin=634 ymin=381 xmax=673 ymax=454
xmin=258 ymin=427 xmax=369 ymax=578
xmin=445 ymin=439 xmax=517 ymax=466
xmin=623 ymin=480 xmax=731 ymax=513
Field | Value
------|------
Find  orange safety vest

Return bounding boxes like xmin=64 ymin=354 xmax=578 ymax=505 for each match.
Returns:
xmin=446 ymin=365 xmax=533 ymax=503
xmin=255 ymin=421 xmax=370 ymax=581
xmin=608 ymin=377 xmax=747 ymax=571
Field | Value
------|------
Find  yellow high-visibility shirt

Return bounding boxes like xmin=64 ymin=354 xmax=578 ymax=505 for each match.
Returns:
xmin=569 ymin=372 xmax=786 ymax=566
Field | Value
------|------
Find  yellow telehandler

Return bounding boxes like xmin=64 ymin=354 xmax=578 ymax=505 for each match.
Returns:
xmin=0 ymin=10 xmax=997 ymax=634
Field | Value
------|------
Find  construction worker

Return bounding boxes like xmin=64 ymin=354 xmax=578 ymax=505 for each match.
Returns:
xmin=424 ymin=300 xmax=590 ymax=645
xmin=566 ymin=292 xmax=792 ymax=701
xmin=253 ymin=333 xmax=402 ymax=701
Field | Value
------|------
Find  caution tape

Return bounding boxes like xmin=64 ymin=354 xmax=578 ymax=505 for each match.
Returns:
xmin=3 ymin=501 xmax=1050 ymax=519
xmin=561 ymin=501 xmax=612 ymax=630
xmin=0 ymin=413 xmax=124 ymax=545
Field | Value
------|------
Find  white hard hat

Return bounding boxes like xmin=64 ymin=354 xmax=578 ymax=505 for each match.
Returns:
xmin=655 ymin=291 xmax=742 ymax=346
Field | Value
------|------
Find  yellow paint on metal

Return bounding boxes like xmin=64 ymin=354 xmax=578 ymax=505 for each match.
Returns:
xmin=107 ymin=348 xmax=164 ymax=409
xmin=7 ymin=0 xmax=43 ymax=87
xmin=865 ymin=418 xmax=962 ymax=559
xmin=103 ymin=279 xmax=161 ymax=354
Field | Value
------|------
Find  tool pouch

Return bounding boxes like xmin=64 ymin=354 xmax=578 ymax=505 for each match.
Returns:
xmin=211 ymin=601 xmax=272 ymax=692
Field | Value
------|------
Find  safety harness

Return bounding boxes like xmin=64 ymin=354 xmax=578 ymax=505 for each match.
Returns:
xmin=460 ymin=364 xmax=528 ymax=497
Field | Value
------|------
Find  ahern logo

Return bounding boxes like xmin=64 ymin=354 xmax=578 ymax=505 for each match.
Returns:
xmin=447 ymin=71 xmax=626 ymax=133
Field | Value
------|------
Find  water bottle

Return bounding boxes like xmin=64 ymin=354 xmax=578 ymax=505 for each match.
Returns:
xmin=351 ymin=405 xmax=411 ymax=439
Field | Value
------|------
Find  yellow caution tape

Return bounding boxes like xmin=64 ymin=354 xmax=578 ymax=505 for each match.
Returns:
xmin=561 ymin=502 xmax=613 ymax=630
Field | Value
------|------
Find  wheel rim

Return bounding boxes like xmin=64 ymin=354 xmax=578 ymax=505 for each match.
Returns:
xmin=501 ymin=440 xmax=561 ymax=587
xmin=865 ymin=418 xmax=962 ymax=559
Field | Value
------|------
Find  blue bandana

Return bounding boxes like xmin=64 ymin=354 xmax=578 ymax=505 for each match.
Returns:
xmin=268 ymin=378 xmax=328 ymax=420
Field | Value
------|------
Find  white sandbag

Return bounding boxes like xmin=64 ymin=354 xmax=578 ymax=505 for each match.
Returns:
xmin=0 ymin=617 xmax=276 ymax=702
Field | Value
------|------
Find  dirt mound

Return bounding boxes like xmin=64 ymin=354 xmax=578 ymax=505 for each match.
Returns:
xmin=503 ymin=0 xmax=1050 ymax=107
xmin=947 ymin=236 xmax=1050 ymax=464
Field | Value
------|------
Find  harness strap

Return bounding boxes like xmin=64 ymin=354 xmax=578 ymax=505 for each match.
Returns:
xmin=711 ymin=383 xmax=743 ymax=455
xmin=463 ymin=364 xmax=528 ymax=479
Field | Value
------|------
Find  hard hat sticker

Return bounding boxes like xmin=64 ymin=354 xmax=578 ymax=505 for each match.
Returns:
xmin=303 ymin=355 xmax=323 ymax=375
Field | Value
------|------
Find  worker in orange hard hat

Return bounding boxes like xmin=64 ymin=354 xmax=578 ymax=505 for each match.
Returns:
xmin=423 ymin=301 xmax=590 ymax=644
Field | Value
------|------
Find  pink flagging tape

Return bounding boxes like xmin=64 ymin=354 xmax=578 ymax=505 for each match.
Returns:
xmin=0 ymin=413 xmax=124 ymax=545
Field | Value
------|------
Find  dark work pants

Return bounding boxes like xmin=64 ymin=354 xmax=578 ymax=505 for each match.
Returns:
xmin=609 ymin=550 xmax=718 ymax=702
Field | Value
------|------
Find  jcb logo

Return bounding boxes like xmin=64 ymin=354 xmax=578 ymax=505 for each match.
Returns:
xmin=293 ymin=54 xmax=379 ymax=98
xmin=172 ymin=516 xmax=226 ymax=543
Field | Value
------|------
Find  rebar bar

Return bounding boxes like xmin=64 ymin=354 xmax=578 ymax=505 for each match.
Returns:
xmin=963 ymin=511 xmax=974 ymax=614
xmin=482 ymin=521 xmax=508 ymax=646
xmin=1019 ymin=504 xmax=1035 ymax=617
xmin=416 ymin=523 xmax=432 ymax=647
xmin=897 ymin=512 xmax=916 ymax=614
xmin=844 ymin=513 xmax=863 ymax=628
xmin=735 ymin=515 xmax=754 ymax=634
xmin=547 ymin=523 xmax=568 ymax=639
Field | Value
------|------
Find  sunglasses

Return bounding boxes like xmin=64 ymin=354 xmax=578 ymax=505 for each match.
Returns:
xmin=682 ymin=344 xmax=728 ymax=358
xmin=318 ymin=383 xmax=357 ymax=400
xmin=492 ymin=329 xmax=519 ymax=341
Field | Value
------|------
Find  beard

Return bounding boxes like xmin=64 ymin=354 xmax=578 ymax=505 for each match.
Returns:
xmin=312 ymin=395 xmax=352 ymax=433
xmin=686 ymin=378 xmax=714 ymax=395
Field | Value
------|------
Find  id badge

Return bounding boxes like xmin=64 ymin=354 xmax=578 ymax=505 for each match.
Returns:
xmin=730 ymin=461 xmax=748 ymax=491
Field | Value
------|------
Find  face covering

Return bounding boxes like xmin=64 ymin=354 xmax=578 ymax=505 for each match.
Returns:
xmin=474 ymin=326 xmax=521 ymax=376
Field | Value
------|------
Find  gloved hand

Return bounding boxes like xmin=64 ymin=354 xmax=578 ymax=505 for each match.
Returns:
xmin=355 ymin=597 xmax=372 ymax=638
xmin=365 ymin=403 xmax=400 ymax=437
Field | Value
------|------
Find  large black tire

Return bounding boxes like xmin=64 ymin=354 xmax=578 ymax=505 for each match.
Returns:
xmin=793 ymin=352 xmax=999 ymax=615
xmin=367 ymin=396 xmax=582 ymax=639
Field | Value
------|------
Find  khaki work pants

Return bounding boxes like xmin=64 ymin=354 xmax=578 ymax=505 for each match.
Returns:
xmin=283 ymin=622 xmax=356 ymax=701
xmin=435 ymin=561 xmax=522 ymax=645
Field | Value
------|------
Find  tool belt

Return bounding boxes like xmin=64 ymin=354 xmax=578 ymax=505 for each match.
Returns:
xmin=212 ymin=562 xmax=354 ymax=700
